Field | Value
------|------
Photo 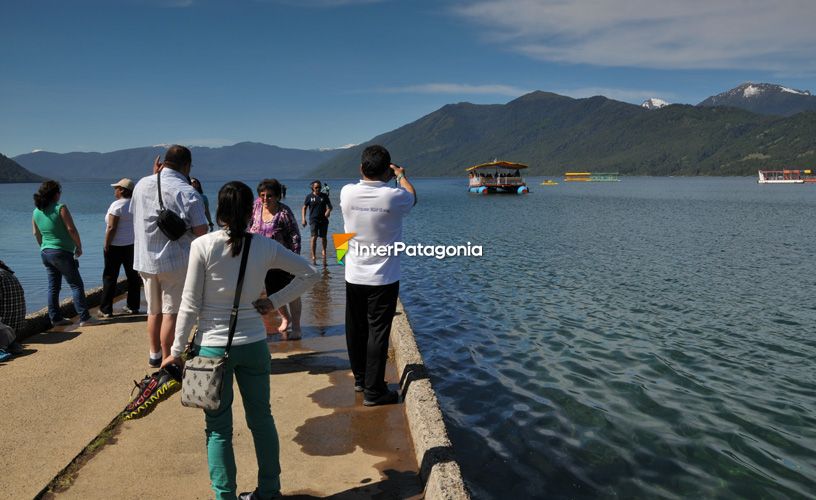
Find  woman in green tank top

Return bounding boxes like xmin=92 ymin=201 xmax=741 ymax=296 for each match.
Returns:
xmin=32 ymin=180 xmax=97 ymax=327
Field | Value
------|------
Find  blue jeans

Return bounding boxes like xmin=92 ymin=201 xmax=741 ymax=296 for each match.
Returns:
xmin=200 ymin=341 xmax=281 ymax=500
xmin=41 ymin=248 xmax=90 ymax=322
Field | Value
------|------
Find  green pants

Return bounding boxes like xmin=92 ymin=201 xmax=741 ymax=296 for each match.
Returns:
xmin=199 ymin=341 xmax=281 ymax=500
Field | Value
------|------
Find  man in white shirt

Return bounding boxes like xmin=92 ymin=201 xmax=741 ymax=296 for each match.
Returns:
xmin=131 ymin=145 xmax=208 ymax=367
xmin=340 ymin=145 xmax=417 ymax=406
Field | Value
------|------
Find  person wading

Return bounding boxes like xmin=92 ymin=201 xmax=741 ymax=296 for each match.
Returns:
xmin=301 ymin=179 xmax=332 ymax=267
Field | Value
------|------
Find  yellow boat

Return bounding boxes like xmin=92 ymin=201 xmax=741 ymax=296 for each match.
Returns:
xmin=541 ymin=180 xmax=558 ymax=186
xmin=564 ymin=172 xmax=620 ymax=182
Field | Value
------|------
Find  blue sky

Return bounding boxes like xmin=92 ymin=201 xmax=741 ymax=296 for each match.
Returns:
xmin=3 ymin=0 xmax=815 ymax=157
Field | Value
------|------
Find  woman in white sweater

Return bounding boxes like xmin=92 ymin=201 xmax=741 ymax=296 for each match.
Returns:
xmin=163 ymin=181 xmax=318 ymax=500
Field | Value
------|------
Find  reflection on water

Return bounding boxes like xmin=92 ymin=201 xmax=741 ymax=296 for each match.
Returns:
xmin=306 ymin=268 xmax=337 ymax=335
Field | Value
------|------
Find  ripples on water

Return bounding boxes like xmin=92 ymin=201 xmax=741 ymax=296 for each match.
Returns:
xmin=399 ymin=177 xmax=816 ymax=498
xmin=2 ymin=177 xmax=815 ymax=497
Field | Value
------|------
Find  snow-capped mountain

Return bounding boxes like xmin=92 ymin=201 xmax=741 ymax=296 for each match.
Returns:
xmin=641 ymin=98 xmax=669 ymax=110
xmin=698 ymin=83 xmax=816 ymax=116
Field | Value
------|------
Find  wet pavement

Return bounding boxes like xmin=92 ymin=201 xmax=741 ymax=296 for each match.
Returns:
xmin=0 ymin=265 xmax=421 ymax=499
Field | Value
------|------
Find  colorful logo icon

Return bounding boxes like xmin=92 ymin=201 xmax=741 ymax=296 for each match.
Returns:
xmin=332 ymin=233 xmax=356 ymax=265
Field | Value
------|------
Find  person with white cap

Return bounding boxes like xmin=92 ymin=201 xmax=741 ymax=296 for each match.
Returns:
xmin=98 ymin=178 xmax=142 ymax=318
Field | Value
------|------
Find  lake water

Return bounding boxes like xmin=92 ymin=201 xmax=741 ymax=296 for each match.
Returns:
xmin=1 ymin=177 xmax=815 ymax=498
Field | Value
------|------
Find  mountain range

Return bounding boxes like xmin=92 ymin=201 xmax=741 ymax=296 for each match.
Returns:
xmin=6 ymin=82 xmax=816 ymax=182
xmin=314 ymin=89 xmax=816 ymax=177
xmin=12 ymin=142 xmax=340 ymax=182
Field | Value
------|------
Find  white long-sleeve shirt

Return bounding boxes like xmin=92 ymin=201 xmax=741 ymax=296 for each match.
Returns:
xmin=172 ymin=230 xmax=318 ymax=357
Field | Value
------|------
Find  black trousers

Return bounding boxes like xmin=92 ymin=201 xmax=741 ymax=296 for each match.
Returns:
xmin=100 ymin=244 xmax=141 ymax=314
xmin=345 ymin=281 xmax=399 ymax=399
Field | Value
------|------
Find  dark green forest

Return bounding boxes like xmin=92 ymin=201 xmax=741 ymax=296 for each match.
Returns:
xmin=314 ymin=92 xmax=816 ymax=177
xmin=0 ymin=153 xmax=44 ymax=183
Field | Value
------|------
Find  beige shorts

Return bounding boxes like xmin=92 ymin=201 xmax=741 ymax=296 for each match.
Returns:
xmin=139 ymin=268 xmax=187 ymax=315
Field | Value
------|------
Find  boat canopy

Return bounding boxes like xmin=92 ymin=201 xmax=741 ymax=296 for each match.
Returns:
xmin=465 ymin=160 xmax=529 ymax=172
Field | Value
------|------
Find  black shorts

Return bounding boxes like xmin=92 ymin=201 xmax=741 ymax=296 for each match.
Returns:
xmin=310 ymin=219 xmax=329 ymax=238
xmin=264 ymin=269 xmax=294 ymax=296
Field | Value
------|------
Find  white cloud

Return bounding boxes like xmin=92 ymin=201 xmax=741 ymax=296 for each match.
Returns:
xmin=453 ymin=0 xmax=816 ymax=71
xmin=155 ymin=0 xmax=194 ymax=7
xmin=254 ymin=0 xmax=385 ymax=6
xmin=380 ymin=83 xmax=530 ymax=97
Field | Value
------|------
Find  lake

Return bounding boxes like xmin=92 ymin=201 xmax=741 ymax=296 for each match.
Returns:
xmin=1 ymin=176 xmax=815 ymax=498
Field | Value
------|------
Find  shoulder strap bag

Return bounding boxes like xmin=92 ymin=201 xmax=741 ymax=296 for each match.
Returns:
xmin=180 ymin=233 xmax=253 ymax=410
xmin=155 ymin=172 xmax=188 ymax=241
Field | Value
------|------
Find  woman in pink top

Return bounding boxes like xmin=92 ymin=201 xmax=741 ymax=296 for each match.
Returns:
xmin=249 ymin=179 xmax=303 ymax=338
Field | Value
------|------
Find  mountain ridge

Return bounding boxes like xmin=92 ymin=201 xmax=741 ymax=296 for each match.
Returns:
xmin=13 ymin=143 xmax=342 ymax=181
xmin=698 ymin=82 xmax=816 ymax=116
xmin=313 ymin=91 xmax=816 ymax=178
xmin=0 ymin=153 xmax=45 ymax=183
xmin=13 ymin=83 xmax=816 ymax=181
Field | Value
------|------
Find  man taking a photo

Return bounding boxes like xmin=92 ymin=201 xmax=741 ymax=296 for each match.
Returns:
xmin=340 ymin=145 xmax=417 ymax=406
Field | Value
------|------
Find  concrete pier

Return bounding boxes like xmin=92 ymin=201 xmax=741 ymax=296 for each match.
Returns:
xmin=0 ymin=270 xmax=468 ymax=499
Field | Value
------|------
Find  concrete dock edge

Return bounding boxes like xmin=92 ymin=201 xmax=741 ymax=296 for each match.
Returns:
xmin=391 ymin=300 xmax=470 ymax=499
xmin=17 ymin=279 xmax=128 ymax=340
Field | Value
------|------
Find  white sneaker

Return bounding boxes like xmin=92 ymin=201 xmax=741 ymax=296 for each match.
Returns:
xmin=79 ymin=317 xmax=101 ymax=327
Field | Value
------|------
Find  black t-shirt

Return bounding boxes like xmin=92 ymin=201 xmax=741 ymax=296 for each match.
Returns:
xmin=303 ymin=192 xmax=332 ymax=222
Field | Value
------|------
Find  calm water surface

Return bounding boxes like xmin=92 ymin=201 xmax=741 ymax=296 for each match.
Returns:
xmin=1 ymin=177 xmax=815 ymax=498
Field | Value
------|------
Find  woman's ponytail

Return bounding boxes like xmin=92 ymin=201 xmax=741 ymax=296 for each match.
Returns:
xmin=216 ymin=181 xmax=254 ymax=256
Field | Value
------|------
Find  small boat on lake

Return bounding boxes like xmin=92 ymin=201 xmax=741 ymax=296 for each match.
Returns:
xmin=467 ymin=160 xmax=529 ymax=194
xmin=757 ymin=169 xmax=816 ymax=184
xmin=564 ymin=172 xmax=620 ymax=182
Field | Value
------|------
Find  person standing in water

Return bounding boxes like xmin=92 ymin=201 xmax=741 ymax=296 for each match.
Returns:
xmin=301 ymin=180 xmax=332 ymax=267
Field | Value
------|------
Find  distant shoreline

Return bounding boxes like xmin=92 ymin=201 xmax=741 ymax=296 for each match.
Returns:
xmin=1 ymin=173 xmax=764 ymax=184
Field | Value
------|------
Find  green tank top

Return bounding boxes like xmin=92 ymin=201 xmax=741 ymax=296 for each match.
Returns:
xmin=33 ymin=203 xmax=76 ymax=252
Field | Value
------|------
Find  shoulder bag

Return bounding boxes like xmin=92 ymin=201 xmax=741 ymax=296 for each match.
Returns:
xmin=180 ymin=234 xmax=252 ymax=410
xmin=155 ymin=172 xmax=188 ymax=241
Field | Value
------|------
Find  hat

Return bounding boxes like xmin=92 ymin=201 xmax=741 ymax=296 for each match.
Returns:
xmin=111 ymin=178 xmax=135 ymax=191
